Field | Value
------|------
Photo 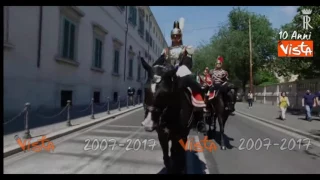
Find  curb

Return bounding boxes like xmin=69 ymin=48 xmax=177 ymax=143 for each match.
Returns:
xmin=3 ymin=105 xmax=143 ymax=158
xmin=236 ymin=110 xmax=320 ymax=143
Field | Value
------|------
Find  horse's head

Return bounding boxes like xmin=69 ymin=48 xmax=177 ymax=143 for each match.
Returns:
xmin=140 ymin=57 xmax=177 ymax=132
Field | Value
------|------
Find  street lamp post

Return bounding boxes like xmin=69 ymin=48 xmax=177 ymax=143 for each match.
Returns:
xmin=145 ymin=14 xmax=152 ymax=80
xmin=249 ymin=17 xmax=253 ymax=93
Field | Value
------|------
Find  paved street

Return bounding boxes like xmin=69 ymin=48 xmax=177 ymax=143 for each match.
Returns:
xmin=4 ymin=108 xmax=320 ymax=174
xmin=236 ymin=102 xmax=320 ymax=137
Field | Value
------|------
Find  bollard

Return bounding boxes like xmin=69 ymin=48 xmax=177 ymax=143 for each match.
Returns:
xmin=66 ymin=100 xmax=72 ymax=127
xmin=127 ymin=96 xmax=129 ymax=109
xmin=107 ymin=97 xmax=110 ymax=114
xmin=118 ymin=96 xmax=121 ymax=111
xmin=23 ymin=103 xmax=31 ymax=139
xmin=91 ymin=98 xmax=95 ymax=119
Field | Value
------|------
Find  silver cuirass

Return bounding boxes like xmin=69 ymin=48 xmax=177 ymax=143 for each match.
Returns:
xmin=167 ymin=45 xmax=185 ymax=66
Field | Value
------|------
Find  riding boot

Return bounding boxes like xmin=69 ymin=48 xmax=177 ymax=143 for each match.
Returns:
xmin=227 ymin=91 xmax=235 ymax=112
xmin=226 ymin=84 xmax=236 ymax=112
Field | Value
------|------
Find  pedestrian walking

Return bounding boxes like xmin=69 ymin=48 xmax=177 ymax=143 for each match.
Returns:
xmin=127 ymin=87 xmax=134 ymax=105
xmin=302 ymin=90 xmax=317 ymax=121
xmin=278 ymin=92 xmax=290 ymax=120
xmin=316 ymin=90 xmax=320 ymax=117
xmin=247 ymin=91 xmax=253 ymax=108
xmin=137 ymin=88 xmax=142 ymax=103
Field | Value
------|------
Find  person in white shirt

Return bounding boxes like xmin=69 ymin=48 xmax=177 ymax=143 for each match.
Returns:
xmin=247 ymin=91 xmax=253 ymax=108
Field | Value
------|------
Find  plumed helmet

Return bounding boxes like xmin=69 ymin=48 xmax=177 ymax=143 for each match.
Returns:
xmin=171 ymin=21 xmax=182 ymax=36
xmin=171 ymin=18 xmax=184 ymax=38
xmin=217 ymin=56 xmax=224 ymax=64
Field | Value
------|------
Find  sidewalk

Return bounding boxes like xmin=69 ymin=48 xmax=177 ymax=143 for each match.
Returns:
xmin=3 ymin=104 xmax=141 ymax=149
xmin=235 ymin=102 xmax=320 ymax=139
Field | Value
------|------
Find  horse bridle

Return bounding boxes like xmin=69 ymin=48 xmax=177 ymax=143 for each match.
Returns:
xmin=146 ymin=64 xmax=174 ymax=124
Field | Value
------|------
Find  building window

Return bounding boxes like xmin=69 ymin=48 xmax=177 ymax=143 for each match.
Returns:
xmin=93 ymin=38 xmax=103 ymax=68
xmin=61 ymin=17 xmax=76 ymax=60
xmin=4 ymin=6 xmax=9 ymax=43
xmin=138 ymin=15 xmax=144 ymax=37
xmin=128 ymin=6 xmax=137 ymax=26
xmin=138 ymin=8 xmax=145 ymax=37
xmin=149 ymin=37 xmax=153 ymax=47
xmin=91 ymin=22 xmax=108 ymax=70
xmin=145 ymin=30 xmax=149 ymax=43
xmin=128 ymin=58 xmax=133 ymax=78
xmin=112 ymin=38 xmax=123 ymax=75
xmin=137 ymin=58 xmax=141 ymax=80
xmin=153 ymin=27 xmax=155 ymax=34
xmin=146 ymin=14 xmax=148 ymax=22
xmin=149 ymin=21 xmax=152 ymax=29
xmin=57 ymin=7 xmax=84 ymax=63
xmin=113 ymin=50 xmax=120 ymax=74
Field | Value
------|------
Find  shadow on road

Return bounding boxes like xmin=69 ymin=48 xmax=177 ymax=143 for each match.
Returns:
xmin=207 ymin=131 xmax=234 ymax=150
xmin=156 ymin=151 xmax=207 ymax=174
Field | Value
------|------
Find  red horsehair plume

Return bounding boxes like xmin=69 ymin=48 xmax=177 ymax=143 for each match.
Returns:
xmin=217 ymin=56 xmax=224 ymax=63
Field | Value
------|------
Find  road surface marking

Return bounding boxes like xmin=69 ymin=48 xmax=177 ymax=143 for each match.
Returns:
xmin=236 ymin=112 xmax=320 ymax=148
xmin=4 ymin=108 xmax=143 ymax=162
xmin=106 ymin=125 xmax=142 ymax=128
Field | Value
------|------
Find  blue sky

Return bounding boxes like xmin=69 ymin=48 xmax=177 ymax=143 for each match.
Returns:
xmin=150 ymin=6 xmax=299 ymax=47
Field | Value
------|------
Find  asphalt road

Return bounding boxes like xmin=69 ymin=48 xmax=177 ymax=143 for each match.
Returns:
xmin=4 ymin=108 xmax=320 ymax=174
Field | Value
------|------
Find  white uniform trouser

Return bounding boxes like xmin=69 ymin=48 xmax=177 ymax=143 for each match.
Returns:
xmin=280 ymin=107 xmax=287 ymax=119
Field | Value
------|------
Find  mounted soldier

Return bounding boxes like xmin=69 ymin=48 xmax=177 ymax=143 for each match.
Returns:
xmin=210 ymin=56 xmax=236 ymax=112
xmin=199 ymin=67 xmax=213 ymax=88
xmin=149 ymin=18 xmax=208 ymax=132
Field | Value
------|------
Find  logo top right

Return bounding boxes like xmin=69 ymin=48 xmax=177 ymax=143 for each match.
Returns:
xmin=277 ymin=8 xmax=314 ymax=58
xmin=302 ymin=9 xmax=313 ymax=30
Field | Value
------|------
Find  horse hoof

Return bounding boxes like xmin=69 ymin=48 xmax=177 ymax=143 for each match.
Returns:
xmin=221 ymin=146 xmax=226 ymax=150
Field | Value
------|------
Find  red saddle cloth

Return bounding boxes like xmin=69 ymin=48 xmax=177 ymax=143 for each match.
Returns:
xmin=187 ymin=88 xmax=206 ymax=108
xmin=208 ymin=90 xmax=216 ymax=100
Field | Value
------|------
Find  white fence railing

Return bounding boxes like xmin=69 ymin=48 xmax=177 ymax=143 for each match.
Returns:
xmin=246 ymin=78 xmax=320 ymax=109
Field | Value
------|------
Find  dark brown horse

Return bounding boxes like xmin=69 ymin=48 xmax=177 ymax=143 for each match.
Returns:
xmin=204 ymin=85 xmax=237 ymax=150
xmin=140 ymin=57 xmax=195 ymax=174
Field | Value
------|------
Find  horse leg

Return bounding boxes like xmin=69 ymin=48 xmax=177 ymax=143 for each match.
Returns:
xmin=223 ymin=112 xmax=229 ymax=127
xmin=210 ymin=114 xmax=217 ymax=138
xmin=217 ymin=113 xmax=226 ymax=150
xmin=171 ymin=136 xmax=187 ymax=174
xmin=157 ymin=129 xmax=171 ymax=172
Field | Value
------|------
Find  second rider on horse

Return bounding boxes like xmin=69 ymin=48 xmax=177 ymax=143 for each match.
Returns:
xmin=210 ymin=56 xmax=236 ymax=112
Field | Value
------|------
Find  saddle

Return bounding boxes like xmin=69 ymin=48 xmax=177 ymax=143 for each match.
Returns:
xmin=207 ymin=86 xmax=218 ymax=100
xmin=186 ymin=85 xmax=218 ymax=108
xmin=187 ymin=87 xmax=206 ymax=108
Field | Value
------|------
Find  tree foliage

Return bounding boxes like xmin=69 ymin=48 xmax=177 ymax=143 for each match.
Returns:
xmin=193 ymin=6 xmax=319 ymax=92
xmin=194 ymin=7 xmax=278 ymax=92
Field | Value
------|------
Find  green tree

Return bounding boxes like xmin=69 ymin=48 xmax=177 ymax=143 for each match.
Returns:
xmin=194 ymin=7 xmax=278 ymax=92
